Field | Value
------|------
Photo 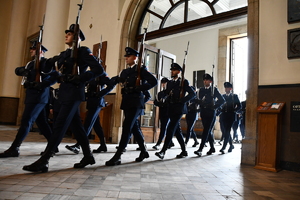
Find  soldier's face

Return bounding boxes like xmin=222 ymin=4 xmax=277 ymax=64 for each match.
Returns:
xmin=125 ymin=55 xmax=137 ymax=66
xmin=170 ymin=69 xmax=180 ymax=78
xmin=65 ymin=32 xmax=74 ymax=46
xmin=30 ymin=49 xmax=36 ymax=57
xmin=203 ymin=79 xmax=212 ymax=87
xmin=225 ymin=87 xmax=232 ymax=94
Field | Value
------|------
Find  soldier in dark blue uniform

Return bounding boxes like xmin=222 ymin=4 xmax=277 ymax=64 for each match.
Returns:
xmin=23 ymin=24 xmax=104 ymax=173
xmin=194 ymin=74 xmax=225 ymax=157
xmin=0 ymin=43 xmax=57 ymax=158
xmin=185 ymin=86 xmax=200 ymax=147
xmin=152 ymin=77 xmax=174 ymax=150
xmin=105 ymin=47 xmax=157 ymax=166
xmin=65 ymin=72 xmax=115 ymax=154
xmin=155 ymin=63 xmax=195 ymax=159
xmin=219 ymin=82 xmax=241 ymax=154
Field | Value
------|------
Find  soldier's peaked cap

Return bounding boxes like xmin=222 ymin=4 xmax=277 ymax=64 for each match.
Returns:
xmin=30 ymin=41 xmax=48 ymax=52
xmin=124 ymin=47 xmax=139 ymax=57
xmin=65 ymin=24 xmax=85 ymax=41
xmin=224 ymin=82 xmax=233 ymax=88
xmin=203 ymin=73 xmax=213 ymax=81
xmin=170 ymin=63 xmax=182 ymax=71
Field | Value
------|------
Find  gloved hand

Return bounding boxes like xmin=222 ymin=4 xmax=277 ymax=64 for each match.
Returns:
xmin=18 ymin=68 xmax=30 ymax=76
xmin=110 ymin=76 xmax=119 ymax=85
xmin=68 ymin=74 xmax=81 ymax=85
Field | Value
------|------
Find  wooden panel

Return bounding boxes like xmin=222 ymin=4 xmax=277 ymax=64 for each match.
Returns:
xmin=0 ymin=97 xmax=19 ymax=124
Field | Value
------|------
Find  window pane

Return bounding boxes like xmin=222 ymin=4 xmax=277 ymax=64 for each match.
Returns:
xmin=164 ymin=3 xmax=184 ymax=28
xmin=188 ymin=0 xmax=213 ymax=21
xmin=214 ymin=0 xmax=247 ymax=14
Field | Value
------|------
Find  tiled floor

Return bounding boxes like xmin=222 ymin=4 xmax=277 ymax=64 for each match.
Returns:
xmin=0 ymin=125 xmax=300 ymax=200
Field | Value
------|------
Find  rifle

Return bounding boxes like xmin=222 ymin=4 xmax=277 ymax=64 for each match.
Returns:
xmin=34 ymin=15 xmax=45 ymax=83
xmin=96 ymin=35 xmax=102 ymax=92
xmin=179 ymin=41 xmax=189 ymax=98
xmin=135 ymin=28 xmax=147 ymax=86
xmin=71 ymin=0 xmax=84 ymax=76
xmin=211 ymin=56 xmax=216 ymax=105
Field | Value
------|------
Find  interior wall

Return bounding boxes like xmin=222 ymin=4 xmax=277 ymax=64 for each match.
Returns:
xmin=259 ymin=0 xmax=300 ymax=85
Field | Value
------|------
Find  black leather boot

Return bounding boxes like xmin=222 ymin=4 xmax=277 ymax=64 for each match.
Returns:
xmin=155 ymin=151 xmax=165 ymax=159
xmin=0 ymin=141 xmax=21 ymax=158
xmin=0 ymin=147 xmax=19 ymax=158
xmin=135 ymin=151 xmax=149 ymax=162
xmin=22 ymin=153 xmax=52 ymax=173
xmin=105 ymin=152 xmax=122 ymax=166
xmin=74 ymin=155 xmax=95 ymax=168
xmin=207 ymin=148 xmax=216 ymax=155
xmin=194 ymin=149 xmax=202 ymax=157
xmin=176 ymin=151 xmax=188 ymax=158
xmin=92 ymin=145 xmax=107 ymax=153
xmin=65 ymin=144 xmax=80 ymax=154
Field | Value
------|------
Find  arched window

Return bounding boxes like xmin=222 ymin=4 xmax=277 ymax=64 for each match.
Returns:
xmin=139 ymin=0 xmax=247 ymax=40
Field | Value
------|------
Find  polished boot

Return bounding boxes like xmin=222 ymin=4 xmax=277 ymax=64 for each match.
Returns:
xmin=220 ymin=149 xmax=225 ymax=154
xmin=192 ymin=141 xmax=199 ymax=147
xmin=65 ymin=144 xmax=80 ymax=154
xmin=155 ymin=151 xmax=165 ymax=159
xmin=0 ymin=147 xmax=19 ymax=158
xmin=194 ymin=149 xmax=202 ymax=157
xmin=92 ymin=145 xmax=107 ymax=153
xmin=152 ymin=145 xmax=160 ymax=150
xmin=115 ymin=146 xmax=126 ymax=152
xmin=74 ymin=155 xmax=95 ymax=168
xmin=135 ymin=151 xmax=149 ymax=162
xmin=176 ymin=151 xmax=188 ymax=158
xmin=207 ymin=148 xmax=216 ymax=155
xmin=105 ymin=152 xmax=122 ymax=166
xmin=0 ymin=141 xmax=21 ymax=158
xmin=228 ymin=145 xmax=234 ymax=152
xmin=22 ymin=153 xmax=52 ymax=173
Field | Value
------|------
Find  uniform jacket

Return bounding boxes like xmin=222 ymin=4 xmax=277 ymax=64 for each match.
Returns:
xmin=220 ymin=93 xmax=241 ymax=114
xmin=165 ymin=77 xmax=195 ymax=115
xmin=86 ymin=72 xmax=114 ymax=109
xmin=15 ymin=58 xmax=57 ymax=104
xmin=47 ymin=46 xmax=104 ymax=102
xmin=197 ymin=86 xmax=225 ymax=111
xmin=119 ymin=65 xmax=157 ymax=110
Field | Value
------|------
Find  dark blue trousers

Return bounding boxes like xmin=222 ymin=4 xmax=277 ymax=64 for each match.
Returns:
xmin=15 ymin=103 xmax=51 ymax=143
xmin=44 ymin=100 xmax=91 ymax=157
xmin=199 ymin=108 xmax=216 ymax=151
xmin=185 ymin=111 xmax=198 ymax=143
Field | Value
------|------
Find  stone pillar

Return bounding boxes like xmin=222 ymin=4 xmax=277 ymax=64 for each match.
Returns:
xmin=241 ymin=0 xmax=259 ymax=165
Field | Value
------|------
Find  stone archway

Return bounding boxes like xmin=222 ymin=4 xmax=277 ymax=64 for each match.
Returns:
xmin=113 ymin=0 xmax=259 ymax=167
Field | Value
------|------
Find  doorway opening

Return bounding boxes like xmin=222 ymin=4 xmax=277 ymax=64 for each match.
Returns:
xmin=229 ymin=36 xmax=248 ymax=101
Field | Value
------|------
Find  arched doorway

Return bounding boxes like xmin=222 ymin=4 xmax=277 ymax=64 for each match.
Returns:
xmin=114 ymin=0 xmax=258 ymax=166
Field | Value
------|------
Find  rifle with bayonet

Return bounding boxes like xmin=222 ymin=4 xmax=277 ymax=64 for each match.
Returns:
xmin=71 ymin=0 xmax=84 ymax=76
xmin=135 ymin=28 xmax=147 ymax=87
xmin=179 ymin=41 xmax=189 ymax=98
xmin=211 ymin=57 xmax=215 ymax=106
xmin=96 ymin=35 xmax=102 ymax=93
xmin=34 ymin=15 xmax=45 ymax=83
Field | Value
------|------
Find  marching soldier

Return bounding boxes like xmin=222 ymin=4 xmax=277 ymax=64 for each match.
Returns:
xmin=0 ymin=42 xmax=57 ymax=158
xmin=65 ymin=72 xmax=115 ymax=154
xmin=152 ymin=77 xmax=174 ymax=150
xmin=194 ymin=74 xmax=225 ymax=157
xmin=185 ymin=86 xmax=200 ymax=147
xmin=155 ymin=63 xmax=195 ymax=159
xmin=105 ymin=47 xmax=157 ymax=166
xmin=23 ymin=24 xmax=104 ymax=173
xmin=219 ymin=82 xmax=241 ymax=154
